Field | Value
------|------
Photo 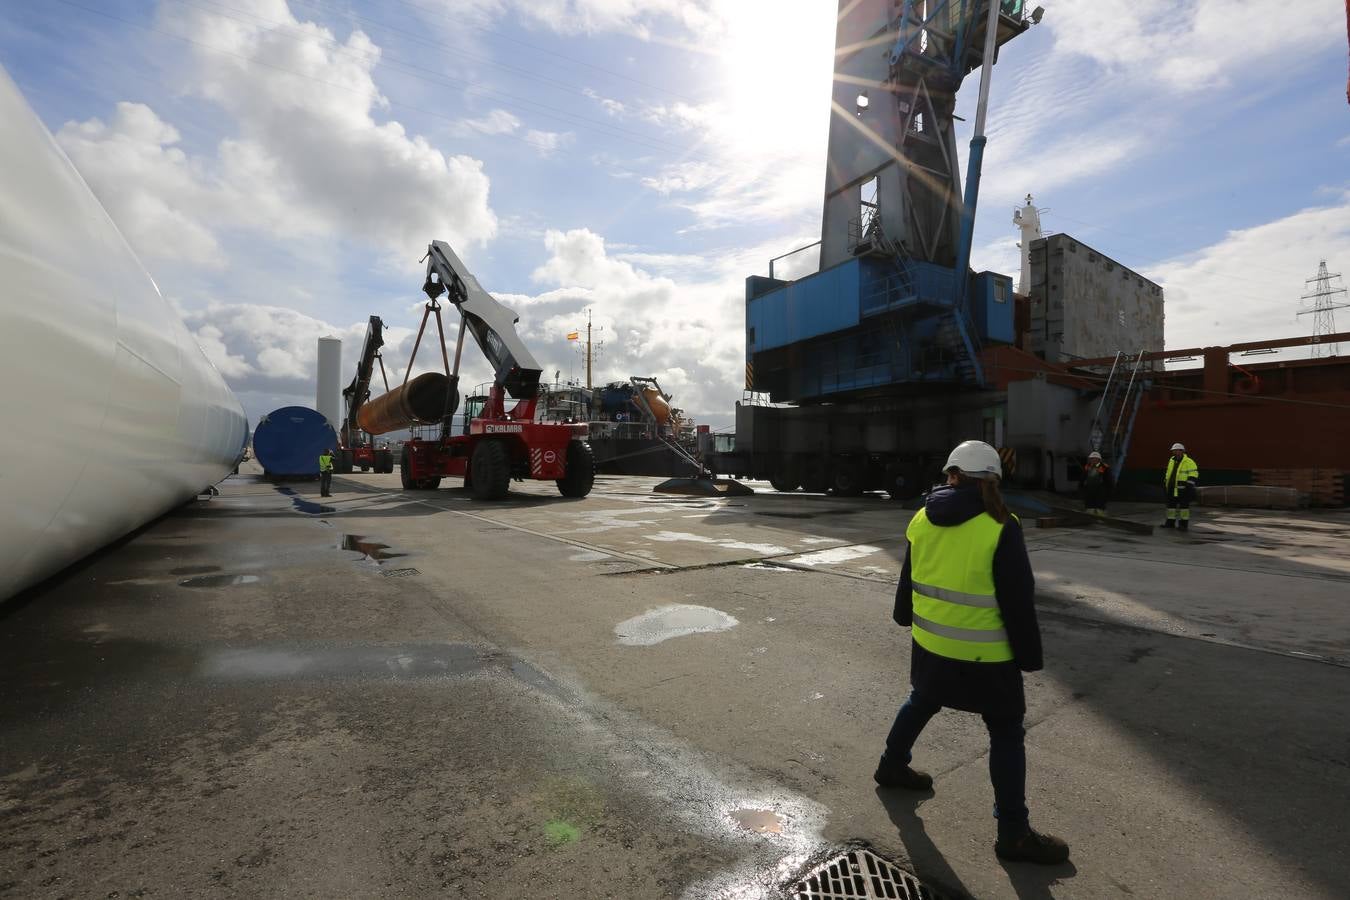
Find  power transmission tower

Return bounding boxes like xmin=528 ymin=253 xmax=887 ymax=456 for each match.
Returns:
xmin=1298 ymin=260 xmax=1349 ymax=357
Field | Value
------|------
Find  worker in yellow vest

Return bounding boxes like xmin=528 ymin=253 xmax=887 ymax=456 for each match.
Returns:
xmin=1162 ymin=442 xmax=1199 ymax=531
xmin=318 ymin=448 xmax=334 ymax=498
xmin=876 ymin=440 xmax=1069 ymax=865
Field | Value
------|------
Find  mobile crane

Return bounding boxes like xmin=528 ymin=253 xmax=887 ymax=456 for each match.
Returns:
xmin=357 ymin=240 xmax=595 ymax=500
xmin=334 ymin=315 xmax=396 ymax=474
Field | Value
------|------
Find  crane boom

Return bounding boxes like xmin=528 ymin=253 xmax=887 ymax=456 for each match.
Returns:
xmin=421 ymin=240 xmax=542 ymax=399
xmin=340 ymin=315 xmax=386 ymax=446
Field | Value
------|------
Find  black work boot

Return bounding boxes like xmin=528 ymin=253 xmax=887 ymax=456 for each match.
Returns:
xmin=873 ymin=763 xmax=933 ymax=791
xmin=995 ymin=828 xmax=1071 ymax=865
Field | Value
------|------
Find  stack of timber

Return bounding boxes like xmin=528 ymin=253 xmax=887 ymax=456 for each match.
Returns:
xmin=1251 ymin=469 xmax=1346 ymax=507
xmin=1195 ymin=485 xmax=1305 ymax=510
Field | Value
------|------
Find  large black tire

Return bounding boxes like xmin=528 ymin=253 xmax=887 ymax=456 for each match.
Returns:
xmin=884 ymin=462 xmax=922 ymax=502
xmin=830 ymin=460 xmax=865 ymax=497
xmin=399 ymin=446 xmax=415 ymax=489
xmin=470 ymin=440 xmax=511 ymax=500
xmin=335 ymin=449 xmax=354 ymax=474
xmin=557 ymin=441 xmax=595 ymax=498
xmin=768 ymin=476 xmax=799 ymax=493
xmin=377 ymin=449 xmax=394 ymax=474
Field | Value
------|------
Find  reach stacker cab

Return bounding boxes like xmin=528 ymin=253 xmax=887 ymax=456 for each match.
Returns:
xmin=360 ymin=240 xmax=595 ymax=500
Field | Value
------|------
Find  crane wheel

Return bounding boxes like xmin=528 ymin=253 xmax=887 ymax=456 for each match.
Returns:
xmin=830 ymin=460 xmax=865 ymax=497
xmin=470 ymin=440 xmax=511 ymax=500
xmin=399 ymin=447 xmax=415 ymax=490
xmin=768 ymin=476 xmax=799 ymax=493
xmin=557 ymin=440 xmax=595 ymax=498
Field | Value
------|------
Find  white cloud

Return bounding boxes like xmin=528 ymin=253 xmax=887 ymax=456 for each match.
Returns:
xmin=525 ymin=129 xmax=573 ymax=157
xmin=433 ymin=0 xmax=721 ymax=39
xmin=512 ymin=228 xmax=746 ymax=423
xmin=1046 ymin=0 xmax=1344 ymax=91
xmin=458 ymin=108 xmax=522 ymax=135
xmin=58 ymin=1 xmax=498 ymax=273
xmin=1151 ymin=191 xmax=1350 ymax=352
xmin=584 ymin=87 xmax=627 ymax=117
xmin=56 ymin=103 xmax=224 ymax=266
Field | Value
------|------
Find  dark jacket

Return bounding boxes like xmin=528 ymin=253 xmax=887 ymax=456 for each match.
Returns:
xmin=893 ymin=484 xmax=1043 ymax=716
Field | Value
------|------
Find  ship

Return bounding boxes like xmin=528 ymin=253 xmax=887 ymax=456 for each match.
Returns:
xmin=538 ymin=377 xmax=702 ymax=476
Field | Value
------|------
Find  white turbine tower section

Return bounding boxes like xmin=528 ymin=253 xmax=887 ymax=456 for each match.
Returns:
xmin=1013 ymin=194 xmax=1043 ymax=295
xmin=0 ymin=66 xmax=247 ymax=601
xmin=316 ymin=336 xmax=342 ymax=428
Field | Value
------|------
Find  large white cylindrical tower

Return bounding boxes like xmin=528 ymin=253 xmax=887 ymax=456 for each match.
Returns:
xmin=316 ymin=336 xmax=342 ymax=431
xmin=0 ymin=66 xmax=248 ymax=600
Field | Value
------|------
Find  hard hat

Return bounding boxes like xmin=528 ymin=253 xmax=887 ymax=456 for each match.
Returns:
xmin=1171 ymin=442 xmax=1185 ymax=451
xmin=943 ymin=440 xmax=1002 ymax=480
xmin=1088 ymin=451 xmax=1102 ymax=460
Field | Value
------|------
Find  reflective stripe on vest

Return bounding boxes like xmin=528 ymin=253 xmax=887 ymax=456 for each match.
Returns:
xmin=905 ymin=506 xmax=1014 ymax=663
xmin=319 ymin=455 xmax=333 ymax=472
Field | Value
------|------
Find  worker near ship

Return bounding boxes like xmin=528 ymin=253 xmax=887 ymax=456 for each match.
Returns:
xmin=1163 ymin=442 xmax=1199 ymax=531
xmin=318 ymin=448 xmax=334 ymax=498
xmin=1082 ymin=451 xmax=1112 ymax=517
xmin=875 ymin=440 xmax=1070 ymax=866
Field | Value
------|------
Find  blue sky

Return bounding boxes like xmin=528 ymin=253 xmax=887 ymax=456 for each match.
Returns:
xmin=2 ymin=0 xmax=1347 ymax=429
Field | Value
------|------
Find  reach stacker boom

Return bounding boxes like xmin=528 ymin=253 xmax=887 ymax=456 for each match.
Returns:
xmin=334 ymin=315 xmax=396 ymax=474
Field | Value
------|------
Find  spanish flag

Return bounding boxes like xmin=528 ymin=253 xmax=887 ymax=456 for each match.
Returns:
xmin=566 ymin=330 xmax=579 ymax=341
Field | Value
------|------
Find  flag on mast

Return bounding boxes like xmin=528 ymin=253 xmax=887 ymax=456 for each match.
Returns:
xmin=566 ymin=330 xmax=579 ymax=341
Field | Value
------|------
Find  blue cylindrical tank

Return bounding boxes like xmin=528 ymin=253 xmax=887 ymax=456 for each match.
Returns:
xmin=253 ymin=406 xmax=337 ymax=477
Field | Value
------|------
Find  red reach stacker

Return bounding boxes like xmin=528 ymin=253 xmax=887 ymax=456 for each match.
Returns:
xmin=360 ymin=240 xmax=594 ymax=500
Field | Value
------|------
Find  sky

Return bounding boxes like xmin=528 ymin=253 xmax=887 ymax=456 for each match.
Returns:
xmin=2 ymin=0 xmax=1348 ymax=430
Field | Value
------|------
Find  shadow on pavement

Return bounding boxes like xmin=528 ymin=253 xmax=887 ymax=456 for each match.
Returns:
xmin=874 ymin=787 xmax=977 ymax=899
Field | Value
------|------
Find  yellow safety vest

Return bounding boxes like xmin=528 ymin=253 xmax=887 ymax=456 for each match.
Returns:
xmin=905 ymin=507 xmax=1014 ymax=663
xmin=1163 ymin=455 xmax=1199 ymax=496
xmin=318 ymin=454 xmax=333 ymax=472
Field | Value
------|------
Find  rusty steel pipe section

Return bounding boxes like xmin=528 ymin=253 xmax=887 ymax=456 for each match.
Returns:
xmin=357 ymin=372 xmax=459 ymax=435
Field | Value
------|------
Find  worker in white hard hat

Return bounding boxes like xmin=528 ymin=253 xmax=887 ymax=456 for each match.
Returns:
xmin=1082 ymin=451 xmax=1112 ymax=517
xmin=1162 ymin=442 xmax=1199 ymax=531
xmin=877 ymin=440 xmax=1070 ymax=865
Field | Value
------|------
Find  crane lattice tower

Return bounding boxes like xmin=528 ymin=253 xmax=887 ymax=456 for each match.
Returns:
xmin=1298 ymin=260 xmax=1349 ymax=357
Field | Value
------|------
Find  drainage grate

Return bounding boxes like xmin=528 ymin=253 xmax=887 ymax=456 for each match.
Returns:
xmin=381 ymin=567 xmax=421 ymax=578
xmin=791 ymin=848 xmax=943 ymax=900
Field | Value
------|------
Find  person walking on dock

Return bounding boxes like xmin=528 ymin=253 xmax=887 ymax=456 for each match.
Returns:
xmin=1082 ymin=451 xmax=1112 ymax=517
xmin=318 ymin=448 xmax=334 ymax=498
xmin=875 ymin=440 xmax=1069 ymax=866
xmin=1162 ymin=442 xmax=1199 ymax=531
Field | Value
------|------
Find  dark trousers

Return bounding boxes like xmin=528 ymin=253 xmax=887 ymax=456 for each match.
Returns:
xmin=883 ymin=690 xmax=1029 ymax=837
xmin=319 ymin=471 xmax=332 ymax=496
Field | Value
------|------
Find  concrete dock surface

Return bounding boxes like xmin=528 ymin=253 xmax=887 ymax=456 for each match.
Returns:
xmin=3 ymin=464 xmax=1348 ymax=898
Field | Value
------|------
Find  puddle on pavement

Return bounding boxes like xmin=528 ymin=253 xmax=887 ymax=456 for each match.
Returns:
xmin=170 ymin=565 xmax=221 ymax=576
xmin=274 ymin=485 xmax=335 ymax=515
xmin=755 ymin=509 xmax=859 ymax=519
xmin=729 ymin=809 xmax=784 ymax=834
xmin=615 ymin=604 xmax=739 ymax=646
xmin=339 ymin=534 xmax=406 ymax=564
xmin=178 ymin=574 xmax=263 ymax=588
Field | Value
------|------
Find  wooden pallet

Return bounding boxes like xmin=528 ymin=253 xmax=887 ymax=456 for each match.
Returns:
xmin=1251 ymin=469 xmax=1346 ymax=507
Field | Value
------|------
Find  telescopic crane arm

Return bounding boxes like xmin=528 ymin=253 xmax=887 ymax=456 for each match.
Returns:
xmin=420 ymin=240 xmax=543 ymax=399
xmin=340 ymin=315 xmax=388 ymax=446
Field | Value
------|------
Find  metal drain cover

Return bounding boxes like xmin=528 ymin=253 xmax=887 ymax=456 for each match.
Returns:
xmin=381 ymin=567 xmax=420 ymax=578
xmin=790 ymin=847 xmax=943 ymax=900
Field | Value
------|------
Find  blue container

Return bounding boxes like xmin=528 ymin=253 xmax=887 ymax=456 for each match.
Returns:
xmin=253 ymin=406 xmax=337 ymax=477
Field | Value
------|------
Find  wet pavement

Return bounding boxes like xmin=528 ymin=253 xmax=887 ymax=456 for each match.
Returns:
xmin=1 ymin=464 xmax=1348 ymax=898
